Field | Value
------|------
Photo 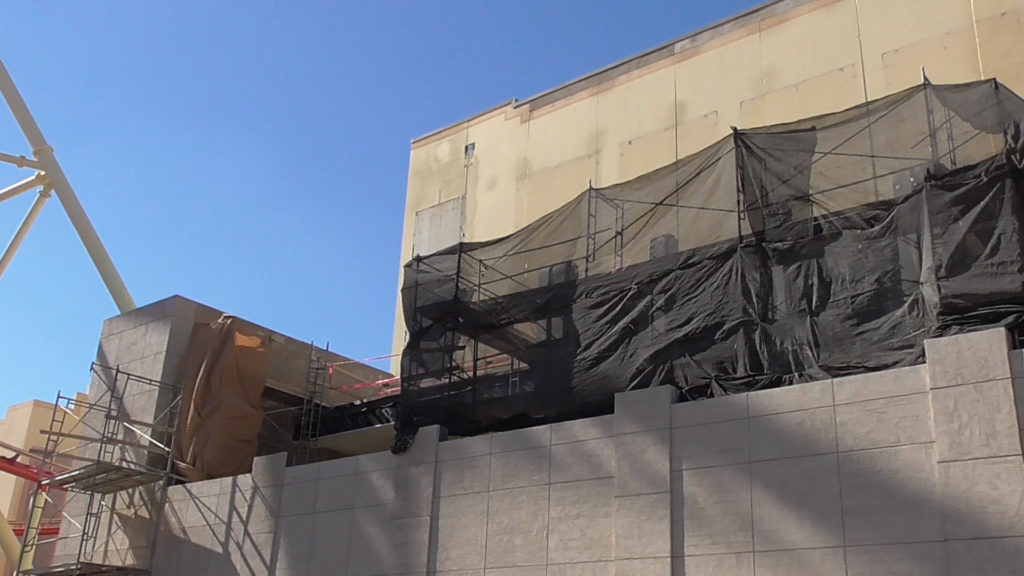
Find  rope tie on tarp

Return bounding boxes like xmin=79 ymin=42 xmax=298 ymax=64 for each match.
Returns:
xmin=1005 ymin=121 xmax=1024 ymax=172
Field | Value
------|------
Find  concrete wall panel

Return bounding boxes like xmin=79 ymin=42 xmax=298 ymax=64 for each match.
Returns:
xmin=596 ymin=66 xmax=677 ymax=185
xmin=880 ymin=26 xmax=982 ymax=94
xmin=679 ymin=464 xmax=753 ymax=556
xmin=750 ymin=454 xmax=844 ymax=551
xmin=130 ymin=330 xmax=1024 ymax=576
xmin=463 ymin=113 xmax=530 ymax=240
xmin=976 ymin=8 xmax=1024 ymax=97
xmin=856 ymin=0 xmax=976 ymax=98
xmin=547 ymin=479 xmax=614 ymax=564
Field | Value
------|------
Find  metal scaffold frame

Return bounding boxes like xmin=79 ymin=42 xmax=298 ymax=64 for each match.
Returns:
xmin=15 ymin=364 xmax=181 ymax=576
xmin=0 ymin=59 xmax=134 ymax=312
xmin=297 ymin=341 xmax=329 ymax=465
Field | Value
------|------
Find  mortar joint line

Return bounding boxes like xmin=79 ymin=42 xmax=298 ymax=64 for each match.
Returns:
xmin=830 ymin=382 xmax=850 ymax=576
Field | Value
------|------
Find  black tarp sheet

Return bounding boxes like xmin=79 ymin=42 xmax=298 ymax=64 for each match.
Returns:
xmin=397 ymin=80 xmax=1024 ymax=438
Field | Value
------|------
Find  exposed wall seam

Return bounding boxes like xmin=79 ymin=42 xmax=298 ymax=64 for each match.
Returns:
xmin=854 ymin=0 xmax=880 ymax=201
xmin=853 ymin=0 xmax=871 ymax=103
xmin=969 ymin=0 xmax=986 ymax=78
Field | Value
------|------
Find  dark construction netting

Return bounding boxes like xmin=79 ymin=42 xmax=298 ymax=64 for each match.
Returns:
xmin=396 ymin=80 xmax=1024 ymax=440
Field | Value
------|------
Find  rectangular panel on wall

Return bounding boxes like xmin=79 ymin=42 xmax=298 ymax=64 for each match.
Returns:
xmin=413 ymin=196 xmax=464 ymax=256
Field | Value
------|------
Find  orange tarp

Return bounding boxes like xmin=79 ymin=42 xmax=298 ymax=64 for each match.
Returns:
xmin=173 ymin=315 xmax=268 ymax=481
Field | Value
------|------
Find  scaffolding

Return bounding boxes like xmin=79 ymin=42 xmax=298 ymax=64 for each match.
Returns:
xmin=398 ymin=79 xmax=1024 ymax=437
xmin=296 ymin=342 xmax=329 ymax=465
xmin=15 ymin=364 xmax=181 ymax=576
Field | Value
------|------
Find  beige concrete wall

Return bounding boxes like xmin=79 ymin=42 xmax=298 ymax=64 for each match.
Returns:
xmin=0 ymin=399 xmax=63 ymax=576
xmin=146 ymin=327 xmax=1024 ymax=575
xmin=393 ymin=0 xmax=1024 ymax=365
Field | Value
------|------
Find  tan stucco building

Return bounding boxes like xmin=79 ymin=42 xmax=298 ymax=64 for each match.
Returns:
xmin=393 ymin=0 xmax=1024 ymax=365
xmin=0 ymin=400 xmax=59 ymax=576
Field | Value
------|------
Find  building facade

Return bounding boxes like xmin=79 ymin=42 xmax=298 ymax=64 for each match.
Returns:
xmin=146 ymin=327 xmax=1024 ymax=576
xmin=0 ymin=400 xmax=62 ymax=576
xmin=393 ymin=0 xmax=1024 ymax=364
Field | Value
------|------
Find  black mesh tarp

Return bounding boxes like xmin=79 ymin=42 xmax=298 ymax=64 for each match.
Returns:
xmin=397 ymin=80 xmax=1024 ymax=439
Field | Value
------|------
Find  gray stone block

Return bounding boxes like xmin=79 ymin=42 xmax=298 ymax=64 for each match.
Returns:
xmin=236 ymin=484 xmax=279 ymax=535
xmin=748 ymin=379 xmax=832 ymax=416
xmin=615 ymin=492 xmax=671 ymax=559
xmin=284 ymin=462 xmax=319 ymax=484
xmin=1012 ymin=349 xmax=1024 ymax=378
xmin=677 ymin=553 xmax=753 ymax=576
xmin=347 ymin=505 xmax=392 ymax=576
xmin=492 ymin=425 xmax=552 ymax=453
xmin=178 ymin=527 xmax=216 ymax=575
xmin=485 ymin=485 xmax=549 ymax=568
xmin=615 ymin=386 xmax=673 ymax=434
xmin=925 ymin=328 xmax=1011 ymax=388
xmin=845 ymin=542 xmax=948 ymax=576
xmin=151 ymin=531 xmax=183 ymax=576
xmin=314 ymin=472 xmax=353 ymax=512
xmin=393 ymin=462 xmax=435 ymax=519
xmin=316 ymin=455 xmax=356 ymax=479
xmin=551 ymin=414 xmax=615 ymax=444
xmin=487 ymin=567 xmax=546 ymax=576
xmin=751 ymin=454 xmax=843 ymax=551
xmin=251 ymin=452 xmax=286 ymax=487
xmin=389 ymin=515 xmax=432 ymax=574
xmin=833 ymin=365 xmax=928 ymax=404
xmin=399 ymin=424 xmax=441 ymax=465
xmin=940 ymin=456 xmax=1024 ymax=539
xmin=439 ymin=454 xmax=491 ymax=496
xmin=932 ymin=379 xmax=1022 ymax=461
xmin=835 ymin=393 xmax=933 ymax=452
xmin=96 ymin=333 xmax=120 ymax=368
xmin=754 ymin=547 xmax=846 ymax=576
xmin=350 ymin=469 xmax=395 ymax=507
xmin=274 ymin=513 xmax=312 ymax=576
xmin=547 ymin=479 xmax=614 ymax=564
xmin=215 ymin=489 xmax=239 ymax=529
xmin=227 ymin=530 xmax=274 ymax=576
xmin=614 ymin=558 xmax=671 ymax=576
xmin=672 ymin=418 xmax=749 ymax=470
xmin=680 ymin=464 xmax=753 ymax=555
xmin=188 ymin=477 xmax=222 ymax=499
xmin=550 ymin=437 xmax=615 ymax=483
xmin=547 ymin=561 xmax=614 ymax=576
xmin=355 ymin=448 xmax=397 ymax=472
xmin=839 ymin=444 xmax=942 ymax=545
xmin=167 ymin=483 xmax=189 ymax=502
xmin=438 ymin=434 xmax=492 ymax=461
xmin=166 ymin=312 xmax=196 ymax=357
xmin=436 ymin=492 xmax=488 ymax=571
xmin=117 ymin=325 xmax=149 ymax=363
xmin=220 ymin=473 xmax=249 ymax=496
xmin=278 ymin=480 xmax=316 ymax=517
xmin=947 ymin=536 xmax=1024 ymax=576
xmin=671 ymin=394 xmax=748 ymax=428
xmin=490 ymin=446 xmax=550 ymax=490
xmin=184 ymin=494 xmax=218 ymax=527
xmin=143 ymin=320 xmax=173 ymax=358
xmin=615 ymin=428 xmax=671 ymax=496
xmin=308 ymin=509 xmax=351 ymax=575
xmin=749 ymin=407 xmax=836 ymax=461
xmin=1015 ymin=378 xmax=1024 ymax=428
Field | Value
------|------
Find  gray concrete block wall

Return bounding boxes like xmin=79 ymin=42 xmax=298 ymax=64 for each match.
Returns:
xmin=138 ymin=328 xmax=1024 ymax=574
xmin=47 ymin=297 xmax=203 ymax=570
xmin=152 ymin=428 xmax=440 ymax=576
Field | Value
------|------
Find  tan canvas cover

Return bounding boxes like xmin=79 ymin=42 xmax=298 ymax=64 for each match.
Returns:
xmin=173 ymin=315 xmax=268 ymax=481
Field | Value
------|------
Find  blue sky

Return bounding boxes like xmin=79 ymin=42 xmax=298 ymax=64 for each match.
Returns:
xmin=0 ymin=1 xmax=760 ymax=412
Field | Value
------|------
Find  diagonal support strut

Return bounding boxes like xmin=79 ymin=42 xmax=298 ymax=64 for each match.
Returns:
xmin=0 ymin=60 xmax=135 ymax=312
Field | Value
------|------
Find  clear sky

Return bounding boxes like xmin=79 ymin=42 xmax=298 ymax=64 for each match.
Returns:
xmin=0 ymin=1 xmax=760 ymax=412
